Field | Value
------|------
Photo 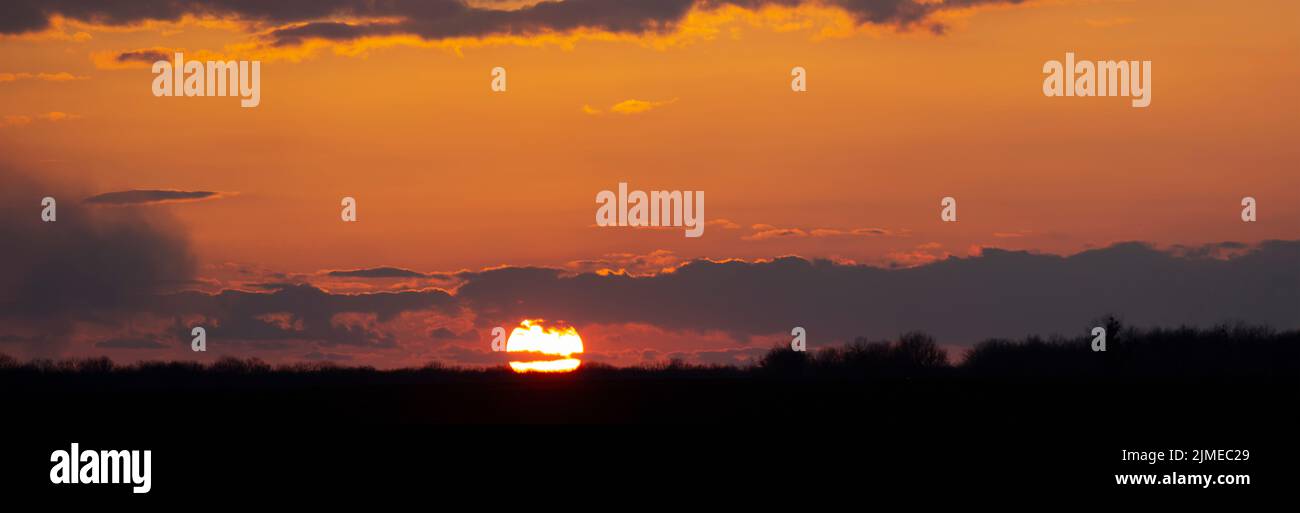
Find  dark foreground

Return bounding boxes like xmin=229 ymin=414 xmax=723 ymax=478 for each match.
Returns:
xmin=3 ymin=325 xmax=1298 ymax=501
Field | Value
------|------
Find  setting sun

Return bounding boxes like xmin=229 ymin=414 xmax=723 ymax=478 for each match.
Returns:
xmin=505 ymin=320 xmax=584 ymax=373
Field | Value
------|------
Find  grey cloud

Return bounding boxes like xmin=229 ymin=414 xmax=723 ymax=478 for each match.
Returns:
xmin=454 ymin=241 xmax=1300 ymax=346
xmin=154 ymin=284 xmax=459 ymax=348
xmin=430 ymin=327 xmax=479 ymax=341
xmin=85 ymin=189 xmax=221 ymax=206
xmin=114 ymin=49 xmax=171 ymax=64
xmin=0 ymin=1 xmax=1021 ymax=42
xmin=327 ymin=267 xmax=427 ymax=279
xmin=0 ymin=164 xmax=197 ymax=356
xmin=267 ymin=0 xmax=1007 ymax=45
xmin=95 ymin=336 xmax=170 ymax=349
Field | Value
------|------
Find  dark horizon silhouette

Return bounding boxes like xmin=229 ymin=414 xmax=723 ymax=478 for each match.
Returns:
xmin=6 ymin=320 xmax=1296 ymax=424
xmin=7 ymin=318 xmax=1297 ymax=376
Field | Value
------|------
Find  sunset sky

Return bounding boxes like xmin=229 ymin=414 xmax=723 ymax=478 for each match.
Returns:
xmin=2 ymin=0 xmax=1298 ymax=368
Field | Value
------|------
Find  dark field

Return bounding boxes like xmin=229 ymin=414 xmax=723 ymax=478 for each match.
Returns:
xmin=5 ymin=323 xmax=1297 ymax=425
xmin=5 ymin=324 xmax=1297 ymax=499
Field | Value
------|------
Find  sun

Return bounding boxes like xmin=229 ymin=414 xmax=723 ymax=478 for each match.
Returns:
xmin=505 ymin=319 xmax=584 ymax=373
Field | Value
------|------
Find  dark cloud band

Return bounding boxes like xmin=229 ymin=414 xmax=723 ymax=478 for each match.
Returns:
xmin=121 ymin=239 xmax=1300 ymax=352
xmin=326 ymin=267 xmax=428 ymax=279
xmin=453 ymin=241 xmax=1300 ymax=345
xmin=114 ymin=49 xmax=172 ymax=64
xmin=155 ymin=284 xmax=459 ymax=348
xmin=1 ymin=0 xmax=1021 ymax=43
xmin=85 ymin=190 xmax=220 ymax=206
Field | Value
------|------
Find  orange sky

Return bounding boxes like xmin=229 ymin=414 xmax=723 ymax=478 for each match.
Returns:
xmin=2 ymin=0 xmax=1298 ymax=367
xmin=3 ymin=0 xmax=1298 ymax=272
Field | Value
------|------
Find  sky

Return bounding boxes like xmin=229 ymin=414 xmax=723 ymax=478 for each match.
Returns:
xmin=1 ymin=0 xmax=1298 ymax=368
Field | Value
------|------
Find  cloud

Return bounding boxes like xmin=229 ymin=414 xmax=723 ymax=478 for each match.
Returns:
xmin=0 ymin=112 xmax=81 ymax=128
xmin=91 ymin=47 xmax=176 ymax=69
xmin=0 ymin=1 xmax=1024 ymax=46
xmin=452 ymin=240 xmax=1300 ymax=347
xmin=809 ymin=227 xmax=893 ymax=237
xmin=565 ymin=249 xmax=682 ymax=276
xmin=0 ymin=72 xmax=88 ymax=82
xmin=326 ymin=267 xmax=428 ymax=279
xmin=7 ymin=163 xmax=1294 ymax=366
xmin=1168 ymin=241 xmax=1252 ymax=260
xmin=0 ymin=162 xmax=197 ymax=357
xmin=7 ymin=211 xmax=1300 ymax=367
xmin=609 ymin=98 xmax=678 ymax=115
xmin=0 ymin=115 xmax=32 ymax=128
xmin=38 ymin=111 xmax=80 ymax=122
xmin=152 ymin=284 xmax=460 ymax=348
xmin=95 ymin=336 xmax=170 ymax=349
xmin=708 ymin=218 xmax=742 ymax=230
xmin=429 ymin=327 xmax=479 ymax=342
xmin=884 ymin=242 xmax=950 ymax=268
xmin=742 ymin=224 xmax=808 ymax=241
xmin=263 ymin=1 xmax=1023 ymax=46
xmin=84 ymin=190 xmax=223 ymax=206
xmin=745 ymin=224 xmax=897 ymax=241
xmin=584 ymin=98 xmax=679 ymax=115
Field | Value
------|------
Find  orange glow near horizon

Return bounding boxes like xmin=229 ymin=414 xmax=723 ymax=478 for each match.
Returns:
xmin=505 ymin=319 xmax=584 ymax=373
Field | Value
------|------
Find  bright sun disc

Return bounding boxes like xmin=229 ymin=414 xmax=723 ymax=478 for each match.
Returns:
xmin=505 ymin=319 xmax=584 ymax=373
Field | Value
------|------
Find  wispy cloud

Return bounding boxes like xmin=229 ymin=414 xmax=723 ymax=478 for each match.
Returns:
xmin=611 ymin=98 xmax=677 ymax=115
xmin=0 ymin=72 xmax=88 ymax=82
xmin=565 ymin=249 xmax=682 ymax=276
xmin=84 ymin=189 xmax=225 ymax=206
xmin=585 ymin=98 xmax=679 ymax=116
xmin=744 ymin=224 xmax=896 ymax=241
xmin=708 ymin=218 xmax=741 ymax=230
xmin=743 ymin=224 xmax=808 ymax=241
xmin=809 ymin=227 xmax=893 ymax=237
xmin=326 ymin=267 xmax=428 ymax=279
xmin=95 ymin=337 xmax=169 ymax=349
xmin=884 ymin=242 xmax=951 ymax=268
xmin=0 ymin=111 xmax=82 ymax=128
xmin=91 ymin=47 xmax=177 ymax=70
